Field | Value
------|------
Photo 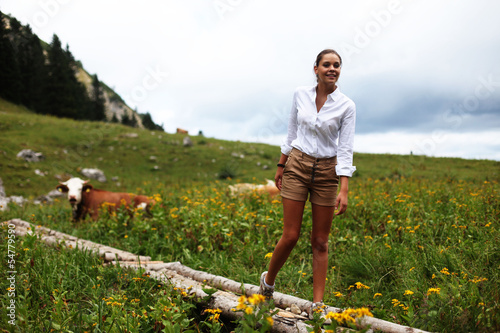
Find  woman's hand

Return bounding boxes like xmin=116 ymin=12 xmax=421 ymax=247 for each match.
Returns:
xmin=335 ymin=176 xmax=349 ymax=215
xmin=275 ymin=168 xmax=284 ymax=190
xmin=335 ymin=190 xmax=348 ymax=215
xmin=275 ymin=154 xmax=288 ymax=191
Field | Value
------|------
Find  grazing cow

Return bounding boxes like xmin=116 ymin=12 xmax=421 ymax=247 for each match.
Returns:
xmin=176 ymin=128 xmax=188 ymax=134
xmin=228 ymin=179 xmax=280 ymax=197
xmin=56 ymin=177 xmax=153 ymax=221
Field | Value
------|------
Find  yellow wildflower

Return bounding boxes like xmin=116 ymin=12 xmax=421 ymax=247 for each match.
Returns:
xmin=325 ymin=307 xmax=373 ymax=325
xmin=355 ymin=307 xmax=374 ymax=317
xmin=354 ymin=282 xmax=370 ymax=289
xmin=470 ymin=276 xmax=488 ymax=283
xmin=427 ymin=288 xmax=441 ymax=296
xmin=248 ymin=294 xmax=265 ymax=306
xmin=236 ymin=296 xmax=247 ymax=310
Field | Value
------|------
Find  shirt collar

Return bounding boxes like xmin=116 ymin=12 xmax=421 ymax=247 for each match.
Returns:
xmin=311 ymin=85 xmax=341 ymax=102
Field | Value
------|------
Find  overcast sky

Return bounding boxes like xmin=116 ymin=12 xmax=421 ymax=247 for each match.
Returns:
xmin=2 ymin=0 xmax=500 ymax=161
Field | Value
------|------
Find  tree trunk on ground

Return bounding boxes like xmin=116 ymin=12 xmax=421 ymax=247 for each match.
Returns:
xmin=3 ymin=219 xmax=431 ymax=333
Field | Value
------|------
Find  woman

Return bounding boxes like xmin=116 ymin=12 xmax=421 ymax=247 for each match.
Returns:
xmin=259 ymin=49 xmax=356 ymax=316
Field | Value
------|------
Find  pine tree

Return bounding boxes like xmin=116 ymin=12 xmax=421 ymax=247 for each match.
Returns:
xmin=141 ymin=112 xmax=156 ymax=130
xmin=121 ymin=112 xmax=130 ymax=126
xmin=129 ymin=113 xmax=138 ymax=127
xmin=9 ymin=19 xmax=48 ymax=112
xmin=141 ymin=112 xmax=164 ymax=131
xmin=89 ymin=74 xmax=106 ymax=121
xmin=43 ymin=34 xmax=75 ymax=117
xmin=43 ymin=34 xmax=90 ymax=119
xmin=0 ymin=11 xmax=22 ymax=103
xmin=64 ymin=44 xmax=91 ymax=120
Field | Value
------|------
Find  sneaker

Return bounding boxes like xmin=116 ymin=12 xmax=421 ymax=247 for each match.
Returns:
xmin=259 ymin=271 xmax=274 ymax=299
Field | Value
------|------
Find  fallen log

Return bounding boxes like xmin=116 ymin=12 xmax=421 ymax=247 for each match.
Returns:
xmin=4 ymin=218 xmax=151 ymax=262
xmin=3 ymin=219 xmax=431 ymax=333
xmin=120 ymin=261 xmax=431 ymax=333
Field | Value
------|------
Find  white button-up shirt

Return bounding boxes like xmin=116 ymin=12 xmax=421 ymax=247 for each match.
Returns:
xmin=281 ymin=86 xmax=357 ymax=177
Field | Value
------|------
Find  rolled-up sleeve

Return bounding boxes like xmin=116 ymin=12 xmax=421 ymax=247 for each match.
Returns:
xmin=335 ymin=103 xmax=356 ymax=177
xmin=281 ymin=91 xmax=298 ymax=156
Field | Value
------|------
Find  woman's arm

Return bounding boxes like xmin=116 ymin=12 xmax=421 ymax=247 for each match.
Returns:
xmin=335 ymin=176 xmax=349 ymax=215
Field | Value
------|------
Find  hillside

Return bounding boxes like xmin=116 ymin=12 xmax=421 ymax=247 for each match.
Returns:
xmin=1 ymin=98 xmax=499 ymax=201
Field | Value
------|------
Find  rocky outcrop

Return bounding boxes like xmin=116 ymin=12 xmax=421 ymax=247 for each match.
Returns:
xmin=76 ymin=67 xmax=144 ymax=128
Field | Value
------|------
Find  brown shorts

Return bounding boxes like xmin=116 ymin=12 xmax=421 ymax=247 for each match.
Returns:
xmin=281 ymin=148 xmax=339 ymax=206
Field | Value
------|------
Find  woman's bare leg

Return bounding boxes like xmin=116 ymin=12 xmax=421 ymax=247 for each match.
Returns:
xmin=265 ymin=198 xmax=306 ymax=285
xmin=311 ymin=203 xmax=335 ymax=302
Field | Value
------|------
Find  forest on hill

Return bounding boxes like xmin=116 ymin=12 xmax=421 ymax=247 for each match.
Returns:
xmin=0 ymin=10 xmax=163 ymax=131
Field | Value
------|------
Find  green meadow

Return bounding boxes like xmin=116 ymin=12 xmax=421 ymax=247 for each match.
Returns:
xmin=1 ymin=98 xmax=499 ymax=332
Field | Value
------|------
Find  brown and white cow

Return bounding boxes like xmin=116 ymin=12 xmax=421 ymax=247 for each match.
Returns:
xmin=56 ymin=177 xmax=153 ymax=221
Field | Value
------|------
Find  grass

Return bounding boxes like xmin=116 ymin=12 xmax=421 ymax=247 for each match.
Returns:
xmin=1 ymin=230 xmax=207 ymax=332
xmin=1 ymin=98 xmax=499 ymax=332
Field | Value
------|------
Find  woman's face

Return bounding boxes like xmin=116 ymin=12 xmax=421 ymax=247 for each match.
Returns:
xmin=314 ymin=53 xmax=341 ymax=86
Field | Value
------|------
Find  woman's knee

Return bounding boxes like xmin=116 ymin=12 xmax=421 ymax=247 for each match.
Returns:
xmin=280 ymin=232 xmax=300 ymax=247
xmin=311 ymin=236 xmax=329 ymax=253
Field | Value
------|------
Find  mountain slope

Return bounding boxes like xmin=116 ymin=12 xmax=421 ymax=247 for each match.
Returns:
xmin=75 ymin=67 xmax=143 ymax=127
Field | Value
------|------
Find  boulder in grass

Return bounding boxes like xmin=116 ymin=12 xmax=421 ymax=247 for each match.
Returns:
xmin=80 ymin=168 xmax=107 ymax=182
xmin=0 ymin=197 xmax=8 ymax=211
xmin=183 ymin=136 xmax=193 ymax=147
xmin=33 ymin=189 xmax=65 ymax=205
xmin=17 ymin=149 xmax=45 ymax=162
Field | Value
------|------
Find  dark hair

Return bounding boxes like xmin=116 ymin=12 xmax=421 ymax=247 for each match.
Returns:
xmin=315 ymin=49 xmax=342 ymax=68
